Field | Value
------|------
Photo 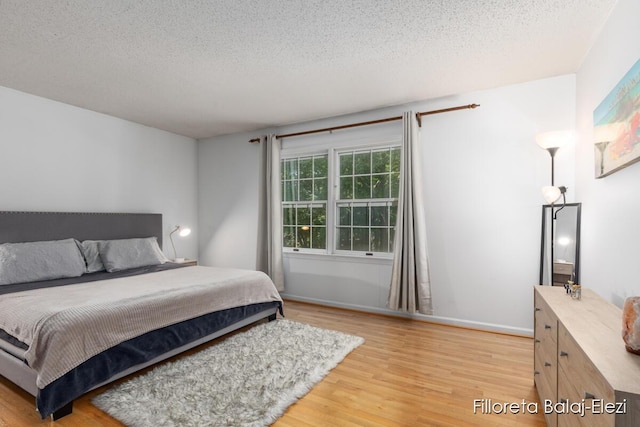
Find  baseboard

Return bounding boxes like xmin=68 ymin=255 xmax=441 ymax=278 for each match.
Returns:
xmin=280 ymin=293 xmax=533 ymax=337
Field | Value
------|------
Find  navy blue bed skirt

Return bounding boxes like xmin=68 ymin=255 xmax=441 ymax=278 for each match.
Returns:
xmin=37 ymin=301 xmax=283 ymax=418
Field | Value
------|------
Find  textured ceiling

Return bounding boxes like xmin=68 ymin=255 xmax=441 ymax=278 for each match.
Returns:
xmin=0 ymin=0 xmax=616 ymax=139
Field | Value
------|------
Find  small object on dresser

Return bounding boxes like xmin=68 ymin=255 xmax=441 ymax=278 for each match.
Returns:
xmin=564 ymin=280 xmax=573 ymax=294
xmin=570 ymin=283 xmax=581 ymax=300
xmin=622 ymin=296 xmax=640 ymax=355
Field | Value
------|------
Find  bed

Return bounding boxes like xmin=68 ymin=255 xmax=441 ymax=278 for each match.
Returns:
xmin=0 ymin=211 xmax=283 ymax=420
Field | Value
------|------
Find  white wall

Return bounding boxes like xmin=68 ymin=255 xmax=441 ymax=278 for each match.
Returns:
xmin=198 ymin=74 xmax=576 ymax=334
xmin=198 ymin=130 xmax=264 ymax=269
xmin=0 ymin=86 xmax=199 ymax=259
xmin=575 ymin=0 xmax=640 ymax=308
xmin=422 ymin=76 xmax=575 ymax=333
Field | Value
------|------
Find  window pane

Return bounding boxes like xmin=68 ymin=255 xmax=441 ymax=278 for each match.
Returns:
xmin=390 ymin=228 xmax=395 ymax=250
xmin=283 ymin=207 xmax=295 ymax=225
xmin=340 ymin=153 xmax=353 ymax=175
xmin=352 ymin=228 xmax=369 ymax=251
xmin=354 ymin=152 xmax=371 ymax=175
xmin=297 ymin=226 xmax=311 ymax=248
xmin=340 ymin=176 xmax=353 ymax=199
xmin=390 ymin=202 xmax=398 ymax=227
xmin=354 ymin=175 xmax=370 ymax=199
xmin=337 ymin=227 xmax=351 ymax=250
xmin=299 ymin=179 xmax=313 ymax=201
xmin=299 ymin=157 xmax=313 ymax=179
xmin=372 ymin=150 xmax=390 ymax=173
xmin=390 ymin=172 xmax=400 ymax=198
xmin=390 ymin=148 xmax=401 ymax=173
xmin=314 ymin=156 xmax=328 ymax=177
xmin=311 ymin=206 xmax=326 ymax=225
xmin=371 ymin=206 xmax=388 ymax=226
xmin=338 ymin=206 xmax=351 ymax=226
xmin=353 ymin=206 xmax=369 ymax=226
xmin=372 ymin=174 xmax=389 ymax=199
xmin=283 ymin=227 xmax=296 ymax=247
xmin=297 ymin=206 xmax=311 ymax=225
xmin=283 ymin=181 xmax=298 ymax=201
xmin=370 ymin=228 xmax=388 ymax=252
xmin=311 ymin=227 xmax=326 ymax=249
xmin=287 ymin=159 xmax=299 ymax=179
xmin=313 ymin=178 xmax=327 ymax=200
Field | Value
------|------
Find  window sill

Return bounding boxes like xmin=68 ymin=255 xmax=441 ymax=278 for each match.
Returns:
xmin=283 ymin=250 xmax=393 ymax=265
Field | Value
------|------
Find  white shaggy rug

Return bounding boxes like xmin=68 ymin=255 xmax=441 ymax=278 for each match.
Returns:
xmin=92 ymin=319 xmax=364 ymax=427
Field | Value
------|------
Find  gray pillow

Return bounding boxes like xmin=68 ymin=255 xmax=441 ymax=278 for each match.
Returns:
xmin=0 ymin=239 xmax=87 ymax=286
xmin=98 ymin=237 xmax=167 ymax=272
xmin=77 ymin=240 xmax=105 ymax=273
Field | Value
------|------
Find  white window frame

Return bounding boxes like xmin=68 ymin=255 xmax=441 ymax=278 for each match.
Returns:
xmin=281 ymin=151 xmax=330 ymax=255
xmin=332 ymin=144 xmax=401 ymax=258
xmin=280 ymin=135 xmax=401 ymax=258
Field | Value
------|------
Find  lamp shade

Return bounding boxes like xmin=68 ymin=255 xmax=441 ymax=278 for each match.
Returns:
xmin=178 ymin=227 xmax=191 ymax=237
xmin=535 ymin=130 xmax=573 ymax=150
xmin=542 ymin=186 xmax=562 ymax=204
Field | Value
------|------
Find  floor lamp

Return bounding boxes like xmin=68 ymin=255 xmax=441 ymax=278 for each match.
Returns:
xmin=536 ymin=130 xmax=571 ymax=285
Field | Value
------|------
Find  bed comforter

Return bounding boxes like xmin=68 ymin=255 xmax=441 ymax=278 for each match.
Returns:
xmin=0 ymin=266 xmax=282 ymax=390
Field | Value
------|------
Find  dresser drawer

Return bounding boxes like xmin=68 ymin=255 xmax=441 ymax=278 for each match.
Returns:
xmin=535 ymin=292 xmax=558 ymax=345
xmin=557 ymin=323 xmax=614 ymax=402
xmin=535 ymin=346 xmax=558 ymax=427
xmin=557 ymin=323 xmax=615 ymax=427
xmin=535 ymin=341 xmax=558 ymax=391
xmin=535 ymin=312 xmax=557 ymax=346
xmin=557 ymin=367 xmax=614 ymax=427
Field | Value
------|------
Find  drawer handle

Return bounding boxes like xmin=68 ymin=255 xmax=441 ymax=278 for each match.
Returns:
xmin=560 ymin=398 xmax=568 ymax=404
xmin=584 ymin=392 xmax=596 ymax=399
xmin=534 ymin=370 xmax=540 ymax=375
xmin=559 ymin=351 xmax=568 ymax=357
xmin=535 ymin=339 xmax=541 ymax=343
xmin=535 ymin=307 xmax=541 ymax=312
xmin=544 ymin=362 xmax=552 ymax=367
xmin=545 ymin=324 xmax=552 ymax=329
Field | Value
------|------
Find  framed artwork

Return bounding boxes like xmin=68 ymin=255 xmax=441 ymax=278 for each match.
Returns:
xmin=593 ymin=58 xmax=640 ymax=178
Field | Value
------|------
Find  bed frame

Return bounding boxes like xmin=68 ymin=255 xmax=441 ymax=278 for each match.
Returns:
xmin=0 ymin=211 xmax=279 ymax=420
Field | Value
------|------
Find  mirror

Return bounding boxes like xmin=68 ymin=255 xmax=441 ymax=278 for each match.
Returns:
xmin=539 ymin=203 xmax=581 ymax=286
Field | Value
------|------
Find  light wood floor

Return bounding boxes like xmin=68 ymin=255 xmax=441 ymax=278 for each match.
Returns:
xmin=0 ymin=300 xmax=545 ymax=426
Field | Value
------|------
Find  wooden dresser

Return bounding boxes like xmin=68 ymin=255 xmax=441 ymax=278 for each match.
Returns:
xmin=534 ymin=286 xmax=640 ymax=426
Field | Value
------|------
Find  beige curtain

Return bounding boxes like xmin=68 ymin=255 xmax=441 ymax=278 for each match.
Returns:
xmin=256 ymin=134 xmax=285 ymax=291
xmin=388 ymin=112 xmax=432 ymax=314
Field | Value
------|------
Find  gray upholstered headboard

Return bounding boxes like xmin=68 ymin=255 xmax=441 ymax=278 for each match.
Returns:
xmin=0 ymin=211 xmax=163 ymax=246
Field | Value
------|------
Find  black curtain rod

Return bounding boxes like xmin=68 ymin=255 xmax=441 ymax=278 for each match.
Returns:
xmin=248 ymin=103 xmax=480 ymax=143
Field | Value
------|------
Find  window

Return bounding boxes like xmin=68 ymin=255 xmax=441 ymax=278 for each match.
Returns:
xmin=336 ymin=147 xmax=400 ymax=254
xmin=281 ymin=143 xmax=400 ymax=256
xmin=281 ymin=155 xmax=328 ymax=250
